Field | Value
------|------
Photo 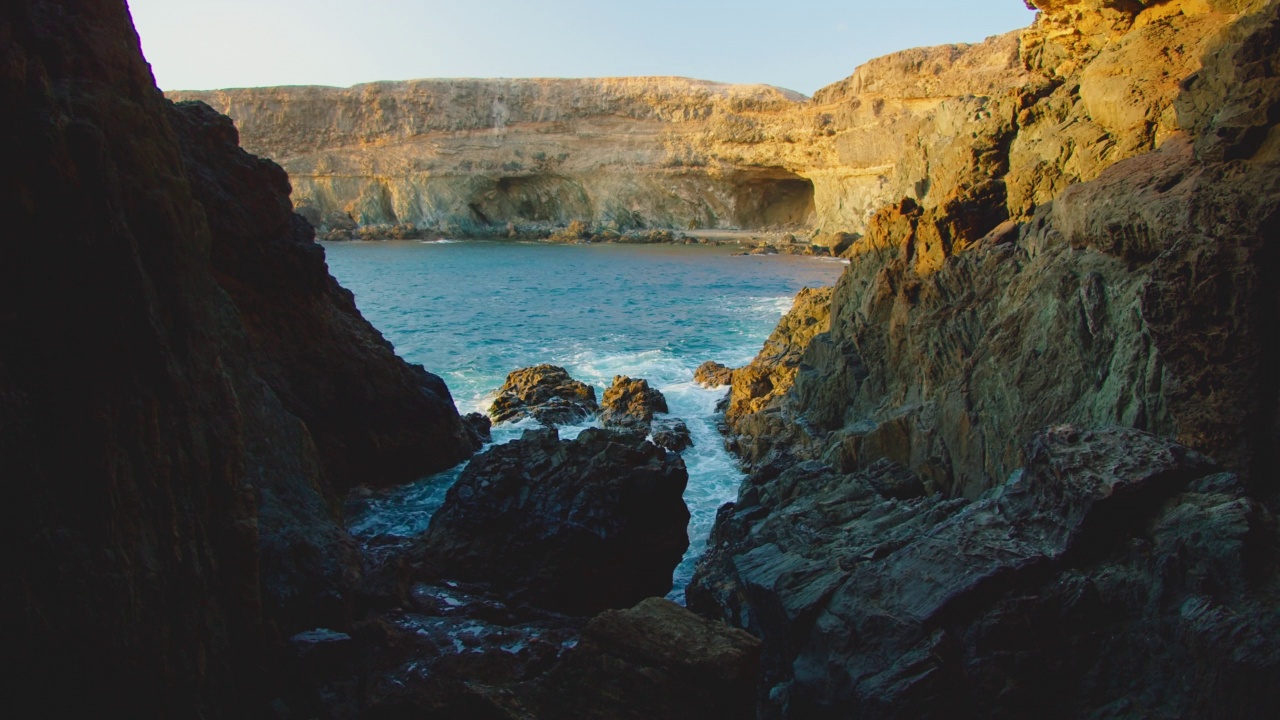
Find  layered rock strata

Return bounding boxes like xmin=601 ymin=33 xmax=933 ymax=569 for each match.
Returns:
xmin=690 ymin=427 xmax=1280 ymax=717
xmin=690 ymin=0 xmax=1280 ymax=716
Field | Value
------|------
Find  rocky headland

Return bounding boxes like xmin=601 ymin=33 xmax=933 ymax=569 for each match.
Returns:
xmin=5 ymin=0 xmax=1280 ymax=718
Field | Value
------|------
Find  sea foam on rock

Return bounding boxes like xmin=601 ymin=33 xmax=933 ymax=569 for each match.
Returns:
xmin=413 ymin=426 xmax=690 ymax=615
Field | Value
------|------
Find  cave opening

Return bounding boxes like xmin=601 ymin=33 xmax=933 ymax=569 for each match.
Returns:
xmin=731 ymin=171 xmax=816 ymax=229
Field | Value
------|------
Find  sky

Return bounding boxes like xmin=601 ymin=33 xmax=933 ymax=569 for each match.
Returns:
xmin=128 ymin=0 xmax=1038 ymax=97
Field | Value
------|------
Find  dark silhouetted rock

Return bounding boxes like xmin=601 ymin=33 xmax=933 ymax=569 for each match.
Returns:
xmin=601 ymin=375 xmax=669 ymax=428
xmin=488 ymin=364 xmax=599 ymax=426
xmin=463 ymin=412 xmax=492 ymax=441
xmin=652 ymin=418 xmax=694 ymax=453
xmin=537 ymin=598 xmax=761 ymax=720
xmin=415 ymin=427 xmax=689 ymax=614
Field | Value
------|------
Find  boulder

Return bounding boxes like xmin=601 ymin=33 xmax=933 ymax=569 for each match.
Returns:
xmin=537 ymin=598 xmax=761 ymax=720
xmin=488 ymin=364 xmax=598 ymax=426
xmin=601 ymin=375 xmax=669 ymax=428
xmin=462 ymin=412 xmax=492 ymax=441
xmin=652 ymin=418 xmax=694 ymax=453
xmin=694 ymin=361 xmax=735 ymax=388
xmin=415 ymin=427 xmax=690 ymax=615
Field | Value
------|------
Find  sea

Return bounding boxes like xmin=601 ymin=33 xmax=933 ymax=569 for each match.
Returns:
xmin=332 ymin=239 xmax=846 ymax=602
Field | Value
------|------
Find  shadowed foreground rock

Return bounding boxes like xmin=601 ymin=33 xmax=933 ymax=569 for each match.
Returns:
xmin=415 ymin=427 xmax=690 ymax=614
xmin=689 ymin=427 xmax=1280 ymax=718
xmin=489 ymin=364 xmax=599 ymax=426
xmin=537 ymin=598 xmax=761 ymax=720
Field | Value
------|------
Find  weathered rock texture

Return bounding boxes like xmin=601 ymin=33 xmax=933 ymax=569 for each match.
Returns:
xmin=601 ymin=375 xmax=669 ymax=428
xmin=722 ymin=0 xmax=1280 ymax=501
xmin=414 ymin=427 xmax=690 ymax=615
xmin=690 ymin=427 xmax=1280 ymax=718
xmin=689 ymin=1 xmax=1280 ymax=717
xmin=488 ymin=363 xmax=599 ymax=426
xmin=0 ymin=0 xmax=474 ymax=715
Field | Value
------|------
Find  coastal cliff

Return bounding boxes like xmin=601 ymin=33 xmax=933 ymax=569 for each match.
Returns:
xmin=690 ymin=0 xmax=1280 ymax=716
xmin=0 ymin=0 xmax=476 ymax=715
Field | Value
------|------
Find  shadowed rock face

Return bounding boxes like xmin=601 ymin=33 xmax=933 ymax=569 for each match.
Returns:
xmin=414 ymin=427 xmax=690 ymax=615
xmin=0 ymin=1 xmax=475 ymax=715
xmin=172 ymin=101 xmax=480 ymax=492
xmin=690 ymin=427 xmax=1280 ymax=718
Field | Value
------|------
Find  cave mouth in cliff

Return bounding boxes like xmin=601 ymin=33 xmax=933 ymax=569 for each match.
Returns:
xmin=731 ymin=170 xmax=816 ymax=229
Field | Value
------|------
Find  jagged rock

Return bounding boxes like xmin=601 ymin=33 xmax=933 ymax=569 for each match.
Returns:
xmin=488 ymin=364 xmax=599 ymax=426
xmin=725 ymin=286 xmax=832 ymax=425
xmin=690 ymin=426 xmax=1280 ymax=718
xmin=694 ymin=360 xmax=735 ymax=387
xmin=173 ymin=100 xmax=479 ymax=493
xmin=462 ymin=412 xmax=492 ymax=441
xmin=652 ymin=418 xmax=694 ymax=453
xmin=601 ymin=375 xmax=669 ymax=428
xmin=414 ymin=427 xmax=690 ymax=615
xmin=536 ymin=598 xmax=761 ymax=720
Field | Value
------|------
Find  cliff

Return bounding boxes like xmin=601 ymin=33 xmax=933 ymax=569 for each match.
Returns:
xmin=0 ymin=0 xmax=475 ymax=715
xmin=689 ymin=0 xmax=1280 ymax=716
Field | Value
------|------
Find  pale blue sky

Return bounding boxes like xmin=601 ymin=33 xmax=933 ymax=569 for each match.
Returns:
xmin=128 ymin=1 xmax=1037 ymax=96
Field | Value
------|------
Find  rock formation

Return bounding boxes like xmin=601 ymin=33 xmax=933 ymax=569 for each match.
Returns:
xmin=690 ymin=427 xmax=1280 ymax=717
xmin=414 ymin=427 xmax=690 ymax=615
xmin=488 ymin=363 xmax=599 ymax=425
xmin=1 ymin=0 xmax=474 ymax=715
xmin=688 ymin=0 xmax=1280 ymax=716
xmin=601 ymin=375 xmax=670 ymax=428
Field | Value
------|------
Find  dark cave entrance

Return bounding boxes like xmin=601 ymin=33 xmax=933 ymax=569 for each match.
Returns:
xmin=731 ymin=170 xmax=816 ymax=229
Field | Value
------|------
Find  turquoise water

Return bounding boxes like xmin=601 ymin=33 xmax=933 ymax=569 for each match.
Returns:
xmin=332 ymin=240 xmax=845 ymax=601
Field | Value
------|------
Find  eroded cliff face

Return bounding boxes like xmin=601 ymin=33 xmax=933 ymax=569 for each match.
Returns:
xmin=689 ymin=1 xmax=1280 ymax=715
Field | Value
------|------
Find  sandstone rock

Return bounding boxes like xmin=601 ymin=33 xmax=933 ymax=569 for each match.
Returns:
xmin=652 ymin=418 xmax=694 ymax=453
xmin=690 ymin=426 xmax=1280 ymax=718
xmin=724 ymin=286 xmax=832 ymax=425
xmin=414 ymin=427 xmax=690 ymax=615
xmin=601 ymin=375 xmax=669 ymax=428
xmin=537 ymin=598 xmax=761 ymax=720
xmin=488 ymin=364 xmax=599 ymax=426
xmin=694 ymin=360 xmax=735 ymax=387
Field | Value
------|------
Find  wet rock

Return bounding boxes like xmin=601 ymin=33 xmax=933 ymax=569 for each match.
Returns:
xmin=601 ymin=375 xmax=669 ymax=428
xmin=536 ymin=598 xmax=761 ymax=720
xmin=488 ymin=364 xmax=599 ymax=426
xmin=694 ymin=360 xmax=735 ymax=388
xmin=652 ymin=418 xmax=694 ymax=453
xmin=463 ymin=412 xmax=492 ymax=441
xmin=690 ymin=426 xmax=1280 ymax=718
xmin=415 ymin=427 xmax=690 ymax=615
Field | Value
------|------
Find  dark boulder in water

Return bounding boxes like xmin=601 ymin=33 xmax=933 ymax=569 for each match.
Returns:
xmin=652 ymin=418 xmax=694 ymax=453
xmin=601 ymin=374 xmax=669 ymax=429
xmin=415 ymin=427 xmax=690 ymax=615
xmin=488 ymin=364 xmax=599 ymax=426
xmin=462 ymin=411 xmax=493 ymax=441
